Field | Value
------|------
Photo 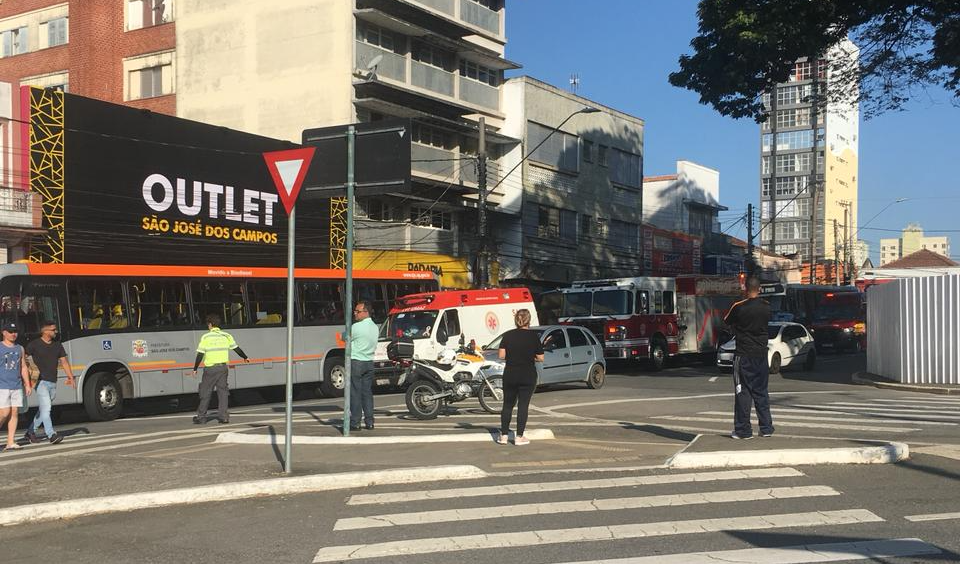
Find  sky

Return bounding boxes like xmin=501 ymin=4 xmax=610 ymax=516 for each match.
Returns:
xmin=505 ymin=0 xmax=960 ymax=263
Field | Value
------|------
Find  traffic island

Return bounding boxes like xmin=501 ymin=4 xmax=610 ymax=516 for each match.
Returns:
xmin=666 ymin=434 xmax=909 ymax=469
xmin=852 ymin=371 xmax=960 ymax=395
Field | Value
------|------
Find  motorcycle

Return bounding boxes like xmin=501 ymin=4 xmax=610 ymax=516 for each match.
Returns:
xmin=398 ymin=336 xmax=504 ymax=420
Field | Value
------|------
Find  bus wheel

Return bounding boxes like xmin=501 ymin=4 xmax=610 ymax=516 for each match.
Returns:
xmin=83 ymin=372 xmax=124 ymax=421
xmin=648 ymin=340 xmax=667 ymax=372
xmin=321 ymin=357 xmax=346 ymax=398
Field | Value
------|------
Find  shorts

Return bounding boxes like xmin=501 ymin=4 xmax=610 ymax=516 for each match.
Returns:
xmin=0 ymin=388 xmax=23 ymax=408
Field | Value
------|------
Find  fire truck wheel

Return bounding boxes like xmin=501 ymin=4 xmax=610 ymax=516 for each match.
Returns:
xmin=586 ymin=364 xmax=605 ymax=389
xmin=648 ymin=340 xmax=667 ymax=372
xmin=770 ymin=352 xmax=782 ymax=374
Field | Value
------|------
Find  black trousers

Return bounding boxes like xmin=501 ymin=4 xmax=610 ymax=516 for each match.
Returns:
xmin=733 ymin=355 xmax=774 ymax=437
xmin=500 ymin=382 xmax=535 ymax=436
xmin=197 ymin=364 xmax=229 ymax=420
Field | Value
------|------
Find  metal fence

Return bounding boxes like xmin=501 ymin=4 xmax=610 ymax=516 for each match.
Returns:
xmin=867 ymin=274 xmax=960 ymax=384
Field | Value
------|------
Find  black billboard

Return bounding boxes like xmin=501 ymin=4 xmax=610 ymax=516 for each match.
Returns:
xmin=26 ymin=88 xmax=330 ymax=267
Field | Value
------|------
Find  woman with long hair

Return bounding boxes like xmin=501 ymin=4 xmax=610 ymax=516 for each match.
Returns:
xmin=497 ymin=309 xmax=543 ymax=445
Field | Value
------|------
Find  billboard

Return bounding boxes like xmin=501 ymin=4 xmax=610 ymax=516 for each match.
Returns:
xmin=21 ymin=87 xmax=329 ymax=266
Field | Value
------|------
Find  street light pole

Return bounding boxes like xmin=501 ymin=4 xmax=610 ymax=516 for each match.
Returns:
xmin=477 ymin=117 xmax=489 ymax=287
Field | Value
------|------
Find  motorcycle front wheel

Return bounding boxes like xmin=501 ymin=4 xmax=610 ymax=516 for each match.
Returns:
xmin=478 ymin=377 xmax=504 ymax=414
xmin=405 ymin=380 xmax=443 ymax=420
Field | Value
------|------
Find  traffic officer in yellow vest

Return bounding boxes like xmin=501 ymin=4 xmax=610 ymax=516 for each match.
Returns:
xmin=190 ymin=313 xmax=249 ymax=424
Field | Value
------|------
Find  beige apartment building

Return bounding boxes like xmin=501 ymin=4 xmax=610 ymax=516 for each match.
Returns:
xmin=0 ymin=0 xmax=515 ymax=284
xmin=880 ymin=224 xmax=951 ymax=266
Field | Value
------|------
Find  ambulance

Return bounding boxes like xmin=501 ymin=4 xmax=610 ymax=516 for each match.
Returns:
xmin=373 ymin=288 xmax=539 ymax=384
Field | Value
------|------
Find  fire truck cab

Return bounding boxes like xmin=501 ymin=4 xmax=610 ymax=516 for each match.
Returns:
xmin=557 ymin=276 xmax=740 ymax=370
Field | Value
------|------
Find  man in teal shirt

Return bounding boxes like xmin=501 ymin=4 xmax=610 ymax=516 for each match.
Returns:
xmin=349 ymin=301 xmax=379 ymax=430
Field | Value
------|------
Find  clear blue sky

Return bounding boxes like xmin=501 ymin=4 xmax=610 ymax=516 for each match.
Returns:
xmin=506 ymin=0 xmax=960 ymax=262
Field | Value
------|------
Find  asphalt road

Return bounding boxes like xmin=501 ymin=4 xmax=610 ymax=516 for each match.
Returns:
xmin=4 ymin=352 xmax=960 ymax=563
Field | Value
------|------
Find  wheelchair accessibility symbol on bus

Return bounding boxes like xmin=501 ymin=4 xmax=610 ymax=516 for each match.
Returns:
xmin=102 ymin=340 xmax=112 ymax=351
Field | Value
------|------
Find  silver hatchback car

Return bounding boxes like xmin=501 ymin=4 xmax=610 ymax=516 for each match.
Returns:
xmin=482 ymin=325 xmax=607 ymax=388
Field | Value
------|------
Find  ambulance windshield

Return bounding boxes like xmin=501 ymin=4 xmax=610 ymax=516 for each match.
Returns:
xmin=383 ymin=311 xmax=438 ymax=340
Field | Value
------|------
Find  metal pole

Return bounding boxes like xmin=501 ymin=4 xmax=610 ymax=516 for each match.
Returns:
xmin=746 ymin=203 xmax=754 ymax=277
xmin=342 ymin=125 xmax=356 ymax=436
xmin=808 ymin=58 xmax=820 ymax=284
xmin=477 ymin=116 xmax=487 ymax=288
xmin=844 ymin=206 xmax=850 ymax=283
xmin=283 ymin=206 xmax=295 ymax=474
xmin=768 ymin=83 xmax=778 ymax=254
xmin=833 ymin=219 xmax=839 ymax=285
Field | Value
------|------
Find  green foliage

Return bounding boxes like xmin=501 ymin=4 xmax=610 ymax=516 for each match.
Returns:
xmin=669 ymin=0 xmax=960 ymax=120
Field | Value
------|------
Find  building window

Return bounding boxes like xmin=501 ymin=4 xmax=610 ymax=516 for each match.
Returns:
xmin=359 ymin=198 xmax=401 ymax=222
xmin=410 ymin=206 xmax=452 ymax=230
xmin=458 ymin=60 xmax=498 ymax=86
xmin=412 ymin=41 xmax=452 ymax=69
xmin=356 ymin=22 xmax=400 ymax=53
xmin=775 ymin=153 xmax=812 ymax=174
xmin=598 ymin=144 xmax=608 ymax=167
xmin=528 ymin=122 xmax=579 ymax=174
xmin=608 ymin=148 xmax=641 ymax=188
xmin=792 ymin=61 xmax=811 ymax=81
xmin=579 ymin=214 xmax=592 ymax=240
xmin=125 ymin=51 xmax=175 ymax=100
xmin=1 ymin=27 xmax=29 ymax=57
xmin=135 ymin=66 xmax=164 ymax=99
xmin=582 ymin=140 xmax=593 ymax=163
xmin=128 ymin=0 xmax=172 ymax=31
xmin=42 ymin=17 xmax=68 ymax=48
xmin=537 ymin=206 xmax=575 ymax=241
xmin=776 ymin=108 xmax=812 ymax=129
xmin=412 ymin=123 xmax=453 ymax=150
xmin=762 ymin=129 xmax=824 ymax=151
xmin=610 ymin=219 xmax=639 ymax=252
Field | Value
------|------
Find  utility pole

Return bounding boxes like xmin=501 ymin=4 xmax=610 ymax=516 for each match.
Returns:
xmin=746 ymin=203 xmax=754 ymax=277
xmin=476 ymin=116 xmax=488 ymax=288
xmin=807 ymin=57 xmax=820 ymax=284
xmin=768 ymin=84 xmax=778 ymax=254
xmin=833 ymin=219 xmax=840 ymax=285
xmin=843 ymin=204 xmax=850 ymax=284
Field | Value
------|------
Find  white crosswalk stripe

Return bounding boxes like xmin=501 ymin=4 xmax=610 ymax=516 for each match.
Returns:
xmin=312 ymin=467 xmax=939 ymax=564
xmin=701 ymin=410 xmax=957 ymax=426
xmin=827 ymin=401 xmax=960 ymax=412
xmin=652 ymin=415 xmax=918 ymax=432
xmin=791 ymin=404 xmax=960 ymax=421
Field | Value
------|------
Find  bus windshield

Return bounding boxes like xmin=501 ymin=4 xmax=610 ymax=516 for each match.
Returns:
xmin=813 ymin=302 xmax=862 ymax=322
xmin=383 ymin=310 xmax=438 ymax=340
xmin=593 ymin=290 xmax=633 ymax=316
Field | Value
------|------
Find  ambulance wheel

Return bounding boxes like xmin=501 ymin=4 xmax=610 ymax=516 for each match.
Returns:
xmin=587 ymin=364 xmax=605 ymax=389
xmin=648 ymin=340 xmax=667 ymax=372
xmin=770 ymin=352 xmax=782 ymax=374
xmin=321 ymin=357 xmax=346 ymax=398
xmin=83 ymin=372 xmax=124 ymax=421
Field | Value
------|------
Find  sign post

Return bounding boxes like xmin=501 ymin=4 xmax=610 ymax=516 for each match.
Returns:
xmin=263 ymin=147 xmax=315 ymax=474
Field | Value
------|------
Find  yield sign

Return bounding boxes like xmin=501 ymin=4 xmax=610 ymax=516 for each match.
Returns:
xmin=263 ymin=147 xmax=316 ymax=215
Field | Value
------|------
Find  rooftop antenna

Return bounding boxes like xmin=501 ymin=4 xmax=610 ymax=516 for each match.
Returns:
xmin=569 ymin=73 xmax=580 ymax=94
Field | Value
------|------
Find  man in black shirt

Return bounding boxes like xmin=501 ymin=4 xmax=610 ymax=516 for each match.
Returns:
xmin=723 ymin=277 xmax=774 ymax=439
xmin=24 ymin=321 xmax=75 ymax=444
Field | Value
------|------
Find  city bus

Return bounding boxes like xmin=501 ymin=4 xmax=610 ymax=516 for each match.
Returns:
xmin=0 ymin=263 xmax=438 ymax=421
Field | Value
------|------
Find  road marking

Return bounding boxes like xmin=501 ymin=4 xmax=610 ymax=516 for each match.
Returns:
xmin=874 ymin=398 xmax=960 ymax=404
xmin=905 ymin=512 xmax=960 ymax=522
xmin=912 ymin=444 xmax=960 ymax=461
xmin=138 ymin=442 xmax=236 ymax=458
xmin=312 ymin=509 xmax=884 ymax=562
xmin=346 ymin=467 xmax=804 ymax=505
xmin=215 ymin=428 xmax=555 ymax=445
xmin=792 ymin=405 xmax=960 ymax=420
xmin=653 ymin=416 xmax=917 ymax=433
xmin=490 ymin=455 xmax=653 ymax=468
xmin=828 ymin=401 xmax=960 ymax=411
xmin=546 ymin=538 xmax=940 ymax=564
xmin=334 ymin=485 xmax=840 ymax=530
xmin=546 ymin=390 xmax=837 ymax=411
xmin=700 ymin=410 xmax=957 ymax=426
xmin=708 ymin=376 xmax=719 ymax=382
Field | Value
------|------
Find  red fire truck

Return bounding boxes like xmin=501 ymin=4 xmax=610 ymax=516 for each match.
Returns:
xmin=556 ymin=276 xmax=742 ymax=370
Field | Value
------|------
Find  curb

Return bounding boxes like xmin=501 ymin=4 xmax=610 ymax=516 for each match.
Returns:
xmin=852 ymin=372 xmax=960 ymax=395
xmin=216 ymin=428 xmax=556 ymax=445
xmin=666 ymin=441 xmax=909 ymax=470
xmin=0 ymin=465 xmax=487 ymax=528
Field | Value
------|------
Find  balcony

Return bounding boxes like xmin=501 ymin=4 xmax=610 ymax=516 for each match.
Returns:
xmin=412 ymin=0 xmax=455 ymax=16
xmin=458 ymin=78 xmax=498 ymax=110
xmin=459 ymin=0 xmax=500 ymax=35
xmin=356 ymin=41 xmax=406 ymax=82
xmin=411 ymin=143 xmax=502 ymax=196
xmin=359 ymin=0 xmax=503 ymax=41
xmin=0 ymin=189 xmax=41 ymax=229
xmin=411 ymin=60 xmax=454 ymax=97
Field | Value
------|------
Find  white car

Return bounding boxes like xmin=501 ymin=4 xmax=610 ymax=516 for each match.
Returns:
xmin=716 ymin=322 xmax=816 ymax=374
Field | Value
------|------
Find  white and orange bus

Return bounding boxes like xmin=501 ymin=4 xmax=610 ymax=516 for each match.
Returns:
xmin=0 ymin=263 xmax=438 ymax=420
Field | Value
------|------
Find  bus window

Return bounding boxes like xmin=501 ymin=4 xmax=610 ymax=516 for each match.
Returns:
xmin=128 ymin=280 xmax=190 ymax=328
xmin=1 ymin=286 xmax=61 ymax=339
xmin=355 ymin=282 xmax=387 ymax=323
xmin=299 ymin=281 xmax=342 ymax=325
xmin=249 ymin=280 xmax=287 ymax=325
xmin=191 ymin=281 xmax=247 ymax=327
xmin=663 ymin=291 xmax=675 ymax=314
xmin=68 ymin=280 xmax=126 ymax=331
xmin=387 ymin=282 xmax=425 ymax=310
xmin=636 ymin=291 xmax=649 ymax=315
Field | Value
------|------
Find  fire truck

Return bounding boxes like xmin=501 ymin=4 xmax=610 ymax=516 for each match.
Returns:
xmin=556 ymin=276 xmax=742 ymax=370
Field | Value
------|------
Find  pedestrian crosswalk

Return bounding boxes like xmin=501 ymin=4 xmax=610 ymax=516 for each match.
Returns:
xmin=311 ymin=467 xmax=943 ymax=563
xmin=652 ymin=395 xmax=960 ymax=436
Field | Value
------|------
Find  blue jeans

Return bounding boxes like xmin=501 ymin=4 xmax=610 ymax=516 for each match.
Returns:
xmin=733 ymin=355 xmax=774 ymax=437
xmin=349 ymin=360 xmax=375 ymax=426
xmin=29 ymin=380 xmax=57 ymax=437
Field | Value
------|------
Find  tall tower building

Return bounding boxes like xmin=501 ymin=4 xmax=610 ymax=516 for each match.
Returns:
xmin=759 ymin=40 xmax=860 ymax=282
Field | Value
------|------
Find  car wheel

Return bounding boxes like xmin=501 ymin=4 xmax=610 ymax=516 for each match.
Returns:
xmin=586 ymin=364 xmax=605 ymax=389
xmin=770 ymin=352 xmax=782 ymax=374
xmin=804 ymin=349 xmax=816 ymax=371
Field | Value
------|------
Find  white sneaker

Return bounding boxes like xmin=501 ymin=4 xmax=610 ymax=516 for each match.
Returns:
xmin=514 ymin=435 xmax=530 ymax=446
xmin=730 ymin=432 xmax=754 ymax=440
xmin=497 ymin=433 xmax=509 ymax=445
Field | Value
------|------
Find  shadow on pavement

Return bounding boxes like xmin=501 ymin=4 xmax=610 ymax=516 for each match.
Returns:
xmin=723 ymin=531 xmax=958 ymax=561
xmin=619 ymin=422 xmax=697 ymax=442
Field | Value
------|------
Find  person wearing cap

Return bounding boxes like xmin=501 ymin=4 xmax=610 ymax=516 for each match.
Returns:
xmin=23 ymin=320 xmax=75 ymax=445
xmin=0 ymin=322 xmax=32 ymax=452
xmin=190 ymin=313 xmax=249 ymax=424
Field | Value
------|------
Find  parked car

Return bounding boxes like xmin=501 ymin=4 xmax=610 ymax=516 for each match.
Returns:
xmin=716 ymin=322 xmax=816 ymax=374
xmin=482 ymin=325 xmax=606 ymax=388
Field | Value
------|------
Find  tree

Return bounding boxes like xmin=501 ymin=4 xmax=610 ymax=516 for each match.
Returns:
xmin=669 ymin=0 xmax=960 ymax=120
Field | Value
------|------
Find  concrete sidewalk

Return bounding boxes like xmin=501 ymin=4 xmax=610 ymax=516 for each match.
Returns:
xmin=853 ymin=371 xmax=960 ymax=395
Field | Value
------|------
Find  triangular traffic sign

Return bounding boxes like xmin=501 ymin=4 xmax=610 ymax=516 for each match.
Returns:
xmin=263 ymin=147 xmax=316 ymax=215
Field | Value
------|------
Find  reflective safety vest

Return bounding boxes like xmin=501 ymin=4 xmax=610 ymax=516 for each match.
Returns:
xmin=197 ymin=328 xmax=238 ymax=366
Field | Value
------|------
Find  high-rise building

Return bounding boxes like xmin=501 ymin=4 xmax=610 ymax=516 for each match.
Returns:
xmin=759 ymin=40 xmax=860 ymax=283
xmin=880 ymin=224 xmax=951 ymax=265
xmin=0 ymin=0 xmax=514 ymax=283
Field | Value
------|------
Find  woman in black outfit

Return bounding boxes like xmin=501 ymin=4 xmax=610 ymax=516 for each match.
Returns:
xmin=497 ymin=309 xmax=544 ymax=445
